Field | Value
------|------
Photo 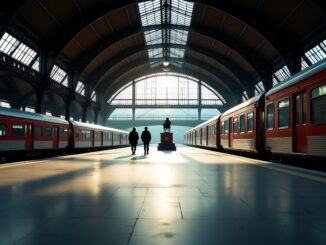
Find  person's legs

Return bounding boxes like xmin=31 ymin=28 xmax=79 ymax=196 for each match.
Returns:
xmin=144 ymin=144 xmax=146 ymax=155
xmin=146 ymin=143 xmax=149 ymax=154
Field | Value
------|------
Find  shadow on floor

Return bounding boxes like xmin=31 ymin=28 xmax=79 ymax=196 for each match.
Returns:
xmin=131 ymin=155 xmax=146 ymax=161
xmin=114 ymin=155 xmax=133 ymax=160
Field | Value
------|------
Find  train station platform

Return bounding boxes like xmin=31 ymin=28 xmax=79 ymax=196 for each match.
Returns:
xmin=0 ymin=145 xmax=325 ymax=245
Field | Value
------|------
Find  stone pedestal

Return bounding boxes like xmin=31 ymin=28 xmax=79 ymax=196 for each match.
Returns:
xmin=158 ymin=132 xmax=176 ymax=151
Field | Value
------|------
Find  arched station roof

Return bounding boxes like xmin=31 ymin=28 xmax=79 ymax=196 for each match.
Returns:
xmin=1 ymin=0 xmax=326 ymax=109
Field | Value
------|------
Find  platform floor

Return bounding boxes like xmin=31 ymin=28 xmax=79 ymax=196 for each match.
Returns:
xmin=0 ymin=145 xmax=326 ymax=245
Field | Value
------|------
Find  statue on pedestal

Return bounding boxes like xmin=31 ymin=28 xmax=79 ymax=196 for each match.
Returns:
xmin=158 ymin=117 xmax=176 ymax=151
xmin=163 ymin=117 xmax=171 ymax=133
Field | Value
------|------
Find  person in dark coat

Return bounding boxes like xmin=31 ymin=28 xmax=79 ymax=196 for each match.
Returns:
xmin=141 ymin=127 xmax=151 ymax=155
xmin=128 ymin=128 xmax=139 ymax=155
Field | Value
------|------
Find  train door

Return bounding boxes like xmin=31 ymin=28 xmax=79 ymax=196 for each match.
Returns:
xmin=53 ymin=126 xmax=59 ymax=149
xmin=293 ymin=92 xmax=307 ymax=153
xmin=25 ymin=124 xmax=33 ymax=150
xmin=91 ymin=130 xmax=95 ymax=147
xmin=228 ymin=118 xmax=232 ymax=148
xmin=200 ymin=128 xmax=202 ymax=145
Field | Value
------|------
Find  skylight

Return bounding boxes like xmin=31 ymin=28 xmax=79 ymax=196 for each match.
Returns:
xmin=273 ymin=65 xmax=290 ymax=86
xmin=0 ymin=32 xmax=38 ymax=66
xmin=50 ymin=65 xmax=68 ymax=87
xmin=76 ymin=81 xmax=85 ymax=96
xmin=31 ymin=57 xmax=40 ymax=71
xmin=242 ymin=91 xmax=249 ymax=101
xmin=138 ymin=0 xmax=161 ymax=26
xmin=254 ymin=81 xmax=265 ymax=95
xmin=144 ymin=30 xmax=163 ymax=45
xmin=138 ymin=0 xmax=194 ymax=67
xmin=304 ymin=44 xmax=326 ymax=64
xmin=0 ymin=100 xmax=11 ymax=108
xmin=91 ymin=91 xmax=97 ymax=102
xmin=301 ymin=57 xmax=309 ymax=70
xmin=171 ymin=0 xmax=194 ymax=26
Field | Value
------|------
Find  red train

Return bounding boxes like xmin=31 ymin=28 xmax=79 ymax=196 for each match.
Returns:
xmin=0 ymin=107 xmax=128 ymax=158
xmin=185 ymin=60 xmax=326 ymax=159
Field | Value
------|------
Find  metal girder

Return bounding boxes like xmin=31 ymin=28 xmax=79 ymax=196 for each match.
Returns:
xmin=45 ymin=0 xmax=145 ymax=75
xmin=78 ymin=43 xmax=254 ymax=88
xmin=86 ymin=45 xmax=251 ymax=91
xmin=97 ymin=56 xmax=242 ymax=97
xmin=66 ymin=24 xmax=265 ymax=78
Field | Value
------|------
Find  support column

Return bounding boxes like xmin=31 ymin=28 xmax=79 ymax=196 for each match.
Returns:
xmin=65 ymin=100 xmax=71 ymax=121
xmin=132 ymin=81 xmax=136 ymax=121
xmin=198 ymin=81 xmax=202 ymax=120
xmin=35 ymin=88 xmax=44 ymax=113
xmin=261 ymin=70 xmax=273 ymax=92
xmin=286 ymin=53 xmax=302 ymax=75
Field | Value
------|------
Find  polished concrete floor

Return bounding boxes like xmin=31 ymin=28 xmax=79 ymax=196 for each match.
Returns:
xmin=0 ymin=145 xmax=326 ymax=245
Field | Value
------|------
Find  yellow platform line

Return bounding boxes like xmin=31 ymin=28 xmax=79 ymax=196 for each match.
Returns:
xmin=223 ymin=154 xmax=326 ymax=184
xmin=0 ymin=159 xmax=48 ymax=169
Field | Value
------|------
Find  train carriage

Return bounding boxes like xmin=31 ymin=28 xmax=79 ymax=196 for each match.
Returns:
xmin=265 ymin=61 xmax=326 ymax=157
xmin=220 ymin=94 xmax=265 ymax=153
xmin=69 ymin=121 xmax=129 ymax=149
xmin=0 ymin=107 xmax=69 ymax=155
xmin=184 ymin=115 xmax=221 ymax=149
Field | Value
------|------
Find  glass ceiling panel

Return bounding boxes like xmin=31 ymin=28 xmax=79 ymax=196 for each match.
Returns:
xmin=169 ymin=48 xmax=185 ymax=58
xmin=148 ymin=48 xmax=163 ymax=58
xmin=273 ymin=65 xmax=290 ymax=83
xmin=301 ymin=57 xmax=309 ymax=70
xmin=144 ymin=30 xmax=163 ymax=45
xmin=0 ymin=32 xmax=19 ymax=55
xmin=171 ymin=0 xmax=194 ymax=26
xmin=91 ymin=91 xmax=97 ymax=102
xmin=76 ymin=81 xmax=85 ymax=95
xmin=0 ymin=32 xmax=37 ymax=66
xmin=50 ymin=65 xmax=67 ymax=84
xmin=138 ymin=1 xmax=193 ymax=66
xmin=138 ymin=0 xmax=161 ymax=26
xmin=31 ymin=57 xmax=40 ymax=71
xmin=170 ymin=29 xmax=188 ymax=45
xmin=305 ymin=45 xmax=326 ymax=64
xmin=11 ymin=43 xmax=37 ymax=66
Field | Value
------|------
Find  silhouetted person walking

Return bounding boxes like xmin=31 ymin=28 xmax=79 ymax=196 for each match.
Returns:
xmin=141 ymin=127 xmax=151 ymax=155
xmin=128 ymin=128 xmax=139 ymax=155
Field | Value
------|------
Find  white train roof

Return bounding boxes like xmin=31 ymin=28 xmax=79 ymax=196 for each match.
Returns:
xmin=266 ymin=60 xmax=326 ymax=96
xmin=221 ymin=93 xmax=264 ymax=117
xmin=0 ymin=107 xmax=69 ymax=125
xmin=185 ymin=114 xmax=221 ymax=134
xmin=70 ymin=120 xmax=128 ymax=133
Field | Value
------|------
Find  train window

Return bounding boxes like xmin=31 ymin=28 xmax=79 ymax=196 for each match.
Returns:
xmin=75 ymin=130 xmax=80 ymax=139
xmin=12 ymin=124 xmax=24 ymax=136
xmin=224 ymin=120 xmax=229 ymax=134
xmin=240 ymin=114 xmax=245 ymax=133
xmin=59 ymin=128 xmax=68 ymax=137
xmin=221 ymin=122 xmax=224 ymax=135
xmin=302 ymin=93 xmax=307 ymax=124
xmin=233 ymin=117 xmax=238 ymax=134
xmin=34 ymin=127 xmax=42 ymax=137
xmin=247 ymin=112 xmax=254 ymax=132
xmin=0 ymin=123 xmax=6 ymax=136
xmin=311 ymin=84 xmax=326 ymax=124
xmin=45 ymin=127 xmax=52 ymax=138
xmin=267 ymin=104 xmax=274 ymax=129
xmin=278 ymin=98 xmax=290 ymax=128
